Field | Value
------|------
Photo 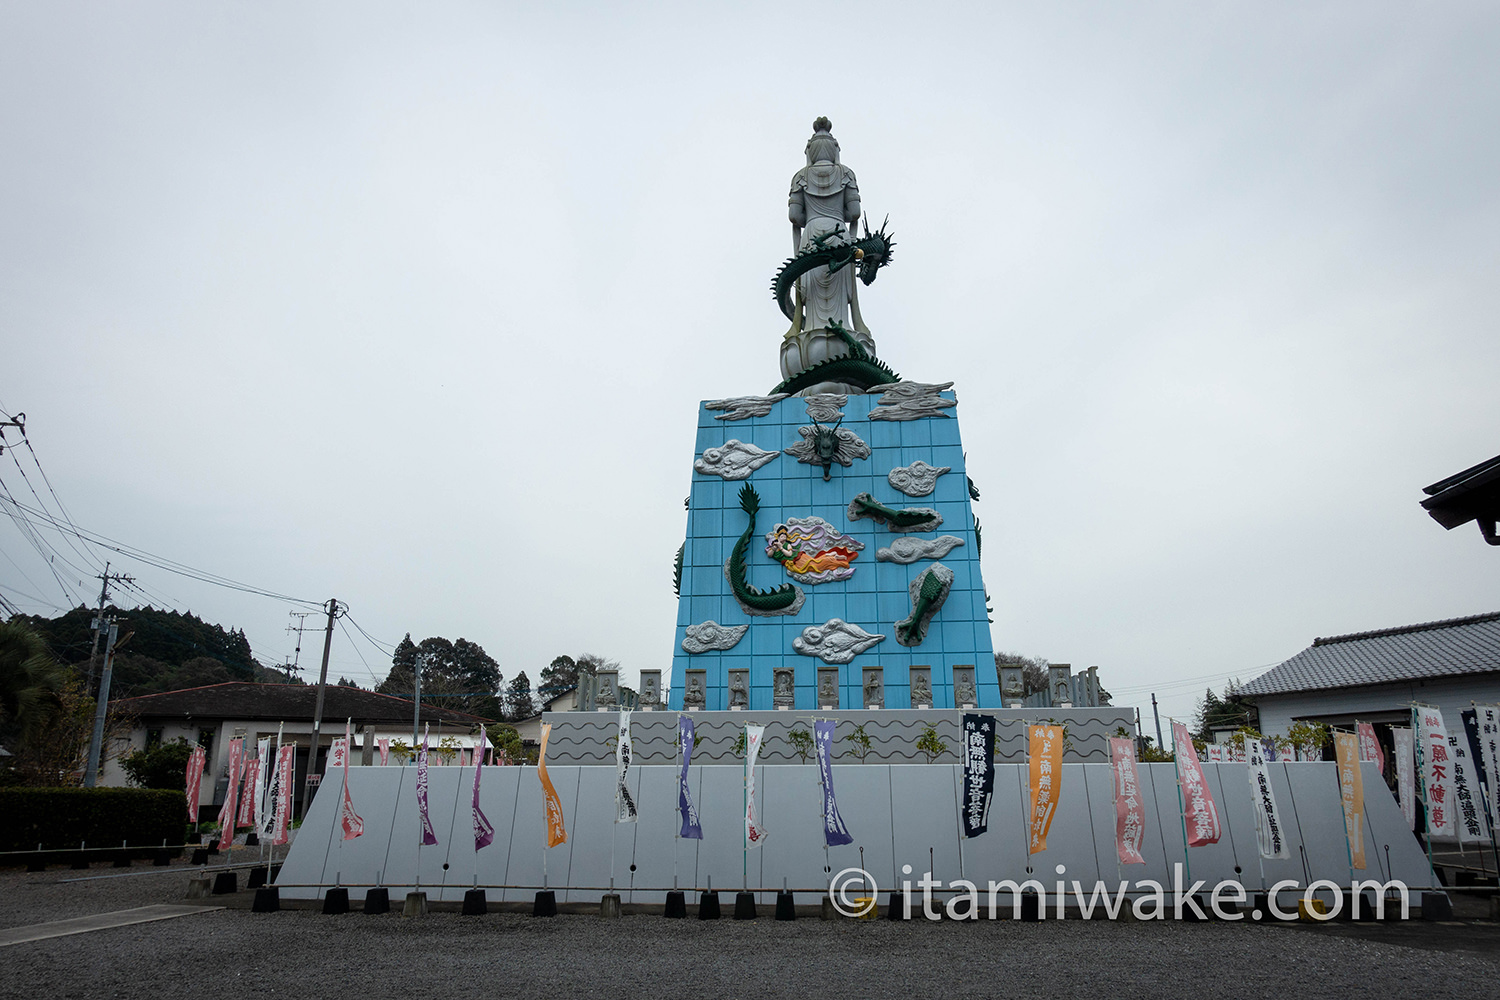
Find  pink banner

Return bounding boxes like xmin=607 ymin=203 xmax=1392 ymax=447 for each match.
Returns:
xmin=1109 ymin=737 xmax=1146 ymax=864
xmin=271 ymin=745 xmax=294 ymax=846
xmin=185 ymin=745 xmax=205 ymax=822
xmin=1418 ymin=706 xmax=1454 ymax=837
xmin=236 ymin=755 xmax=259 ymax=829
xmin=1356 ymin=722 xmax=1385 ymax=775
xmin=339 ymin=721 xmax=364 ymax=840
xmin=215 ymin=738 xmax=244 ymax=850
xmin=377 ymin=737 xmax=390 ymax=766
xmin=1172 ymin=722 xmax=1222 ymax=846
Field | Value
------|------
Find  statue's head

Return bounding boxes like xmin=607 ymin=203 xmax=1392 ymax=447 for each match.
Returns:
xmin=805 ymin=116 xmax=840 ymax=165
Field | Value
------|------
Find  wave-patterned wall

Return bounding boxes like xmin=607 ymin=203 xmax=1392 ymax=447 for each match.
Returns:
xmin=542 ymin=707 xmax=1139 ymax=765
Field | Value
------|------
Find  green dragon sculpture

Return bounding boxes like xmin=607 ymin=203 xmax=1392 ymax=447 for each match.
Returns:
xmin=771 ymin=217 xmax=895 ymax=321
xmin=846 ymin=492 xmax=943 ymax=533
xmin=895 ymin=564 xmax=953 ymax=647
xmin=769 ymin=321 xmax=901 ymax=396
xmin=725 ymin=484 xmax=805 ymax=616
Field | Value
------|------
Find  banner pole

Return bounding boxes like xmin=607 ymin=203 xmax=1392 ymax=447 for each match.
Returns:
xmin=1168 ymin=718 xmax=1192 ymax=886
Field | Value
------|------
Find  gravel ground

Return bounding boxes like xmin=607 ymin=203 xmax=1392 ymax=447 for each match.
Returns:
xmin=3 ymin=867 xmax=1499 ymax=999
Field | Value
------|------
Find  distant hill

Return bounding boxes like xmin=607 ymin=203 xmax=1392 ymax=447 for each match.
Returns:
xmin=15 ymin=605 xmax=288 ymax=698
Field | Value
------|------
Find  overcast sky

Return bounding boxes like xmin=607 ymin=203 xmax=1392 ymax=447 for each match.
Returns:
xmin=3 ymin=2 xmax=1497 ymax=725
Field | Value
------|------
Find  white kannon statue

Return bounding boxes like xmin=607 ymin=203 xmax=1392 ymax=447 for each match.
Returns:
xmin=781 ymin=117 xmax=877 ymax=388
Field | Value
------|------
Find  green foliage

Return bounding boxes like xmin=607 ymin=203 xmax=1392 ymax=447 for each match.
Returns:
xmin=0 ymin=619 xmax=67 ymax=744
xmin=786 ymin=727 xmax=814 ymax=763
xmin=732 ymin=728 xmax=747 ymax=758
xmin=0 ymin=787 xmax=185 ymax=851
xmin=119 ymin=737 xmax=196 ymax=790
xmin=673 ymin=543 xmax=684 ymax=598
xmin=1193 ymin=682 xmax=1253 ymax=742
xmin=1287 ymin=720 xmax=1332 ymax=761
xmin=842 ymin=722 xmax=872 ymax=762
xmin=16 ymin=606 xmax=260 ymax=693
xmin=485 ymin=724 xmax=532 ymax=764
xmin=915 ymin=724 xmax=948 ymax=764
xmin=506 ymin=671 xmax=536 ymax=721
xmin=375 ymin=634 xmax=503 ymax=715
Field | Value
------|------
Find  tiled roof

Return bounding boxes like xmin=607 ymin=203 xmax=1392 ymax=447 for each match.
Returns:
xmin=114 ymin=682 xmax=492 ymax=724
xmin=1240 ymin=611 xmax=1500 ymax=697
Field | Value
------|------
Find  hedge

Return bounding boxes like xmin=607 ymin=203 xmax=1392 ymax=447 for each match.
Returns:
xmin=0 ymin=788 xmax=187 ymax=853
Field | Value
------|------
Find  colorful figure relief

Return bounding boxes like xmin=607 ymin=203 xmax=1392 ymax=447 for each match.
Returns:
xmin=726 ymin=484 xmax=806 ymax=617
xmin=895 ymin=563 xmax=954 ymax=647
xmin=764 ymin=516 xmax=864 ymax=584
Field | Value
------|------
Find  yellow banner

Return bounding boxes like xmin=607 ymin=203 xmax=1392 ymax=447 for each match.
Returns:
xmin=1334 ymin=731 xmax=1365 ymax=870
xmin=1028 ymin=724 xmax=1065 ymax=853
xmin=538 ymin=723 xmax=568 ymax=848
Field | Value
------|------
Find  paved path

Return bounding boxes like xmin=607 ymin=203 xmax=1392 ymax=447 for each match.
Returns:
xmin=0 ymin=904 xmax=222 ymax=947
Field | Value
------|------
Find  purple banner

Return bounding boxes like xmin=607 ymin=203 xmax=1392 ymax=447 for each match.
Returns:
xmin=472 ymin=729 xmax=494 ymax=851
xmin=677 ymin=715 xmax=702 ymax=839
xmin=416 ymin=732 xmax=438 ymax=847
xmin=814 ymin=719 xmax=853 ymax=846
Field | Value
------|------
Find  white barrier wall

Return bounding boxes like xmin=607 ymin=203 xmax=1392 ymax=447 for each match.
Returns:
xmin=275 ymin=761 xmax=1435 ymax=904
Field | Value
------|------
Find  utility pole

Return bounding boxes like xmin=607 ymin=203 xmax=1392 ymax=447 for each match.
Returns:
xmin=300 ymin=598 xmax=340 ymax=820
xmin=83 ymin=620 xmax=120 ymax=787
xmin=85 ymin=562 xmax=134 ymax=697
xmin=285 ymin=611 xmax=315 ymax=683
xmin=1151 ymin=693 xmax=1165 ymax=752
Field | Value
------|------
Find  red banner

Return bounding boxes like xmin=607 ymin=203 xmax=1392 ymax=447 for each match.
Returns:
xmin=1172 ymin=722 xmax=1221 ymax=846
xmin=339 ymin=720 xmax=364 ymax=840
xmin=1355 ymin=722 xmax=1385 ymax=775
xmin=236 ymin=754 xmax=259 ymax=829
xmin=185 ymin=745 xmax=205 ymax=822
xmin=1109 ymin=737 xmax=1146 ymax=864
xmin=271 ymin=745 xmax=295 ymax=846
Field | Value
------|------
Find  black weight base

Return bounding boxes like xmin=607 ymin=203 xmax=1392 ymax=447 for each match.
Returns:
xmin=153 ymin=850 xmax=172 ymax=867
xmin=190 ymin=849 xmax=210 ymax=865
xmin=1019 ymin=893 xmax=1041 ymax=922
xmin=664 ymin=890 xmax=687 ymax=918
xmin=698 ymin=890 xmax=721 ymax=920
xmin=462 ymin=889 xmax=487 ymax=915
xmin=734 ymin=891 xmax=757 ymax=920
xmin=322 ymin=887 xmax=350 ymax=914
xmin=888 ymin=892 xmax=907 ymax=920
xmin=212 ymin=871 xmax=238 ymax=895
xmin=533 ymin=890 xmax=557 ymax=917
xmin=775 ymin=891 xmax=796 ymax=920
xmin=364 ymin=887 xmax=390 ymax=914
xmin=247 ymin=868 xmax=267 ymax=890
xmin=252 ymin=887 xmax=280 ymax=913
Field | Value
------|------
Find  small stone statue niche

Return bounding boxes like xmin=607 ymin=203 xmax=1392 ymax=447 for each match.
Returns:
xmin=862 ymin=666 xmax=884 ymax=709
xmin=595 ymin=670 xmax=620 ymax=709
xmin=1048 ymin=664 xmax=1073 ymax=708
xmin=639 ymin=670 xmax=662 ymax=709
xmin=728 ymin=669 xmax=750 ymax=710
xmin=773 ymin=667 xmax=795 ymax=709
xmin=909 ymin=666 xmax=932 ymax=709
xmin=817 ymin=667 xmax=839 ymax=709
xmin=683 ymin=670 xmax=706 ymax=710
xmin=1000 ymin=666 xmax=1025 ymax=708
xmin=952 ymin=665 xmax=976 ymax=708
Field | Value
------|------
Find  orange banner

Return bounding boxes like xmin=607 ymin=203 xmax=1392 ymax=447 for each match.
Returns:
xmin=1028 ymin=724 xmax=1065 ymax=853
xmin=1334 ymin=731 xmax=1365 ymax=870
xmin=538 ymin=723 xmax=568 ymax=848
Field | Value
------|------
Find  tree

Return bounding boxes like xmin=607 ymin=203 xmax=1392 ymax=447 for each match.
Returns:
xmin=4 ymin=678 xmax=133 ymax=786
xmin=119 ymin=736 xmax=195 ymax=789
xmin=506 ymin=671 xmax=536 ymax=721
xmin=994 ymin=651 xmax=1049 ymax=696
xmin=537 ymin=655 xmax=577 ymax=701
xmin=336 ymin=677 xmax=362 ymax=689
xmin=916 ymin=724 xmax=948 ymax=764
xmin=376 ymin=634 xmax=503 ymax=715
xmin=485 ymin=724 xmax=533 ymax=765
xmin=0 ymin=620 xmax=67 ymax=745
xmin=1193 ymin=682 xmax=1252 ymax=743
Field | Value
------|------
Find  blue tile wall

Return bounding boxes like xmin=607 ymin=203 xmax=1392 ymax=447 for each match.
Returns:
xmin=670 ymin=390 xmax=996 ymax=710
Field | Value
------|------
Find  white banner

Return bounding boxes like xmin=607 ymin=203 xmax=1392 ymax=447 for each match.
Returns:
xmin=1415 ymin=705 xmax=1454 ymax=837
xmin=744 ymin=724 xmax=768 ymax=848
xmin=1448 ymin=727 xmax=1489 ymax=844
xmin=253 ymin=736 xmax=272 ymax=833
xmin=1392 ymin=726 xmax=1416 ymax=831
xmin=616 ymin=710 xmax=637 ymax=824
xmin=329 ymin=738 xmax=348 ymax=770
xmin=1479 ymin=707 xmax=1500 ymax=831
xmin=1246 ymin=737 xmax=1290 ymax=859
